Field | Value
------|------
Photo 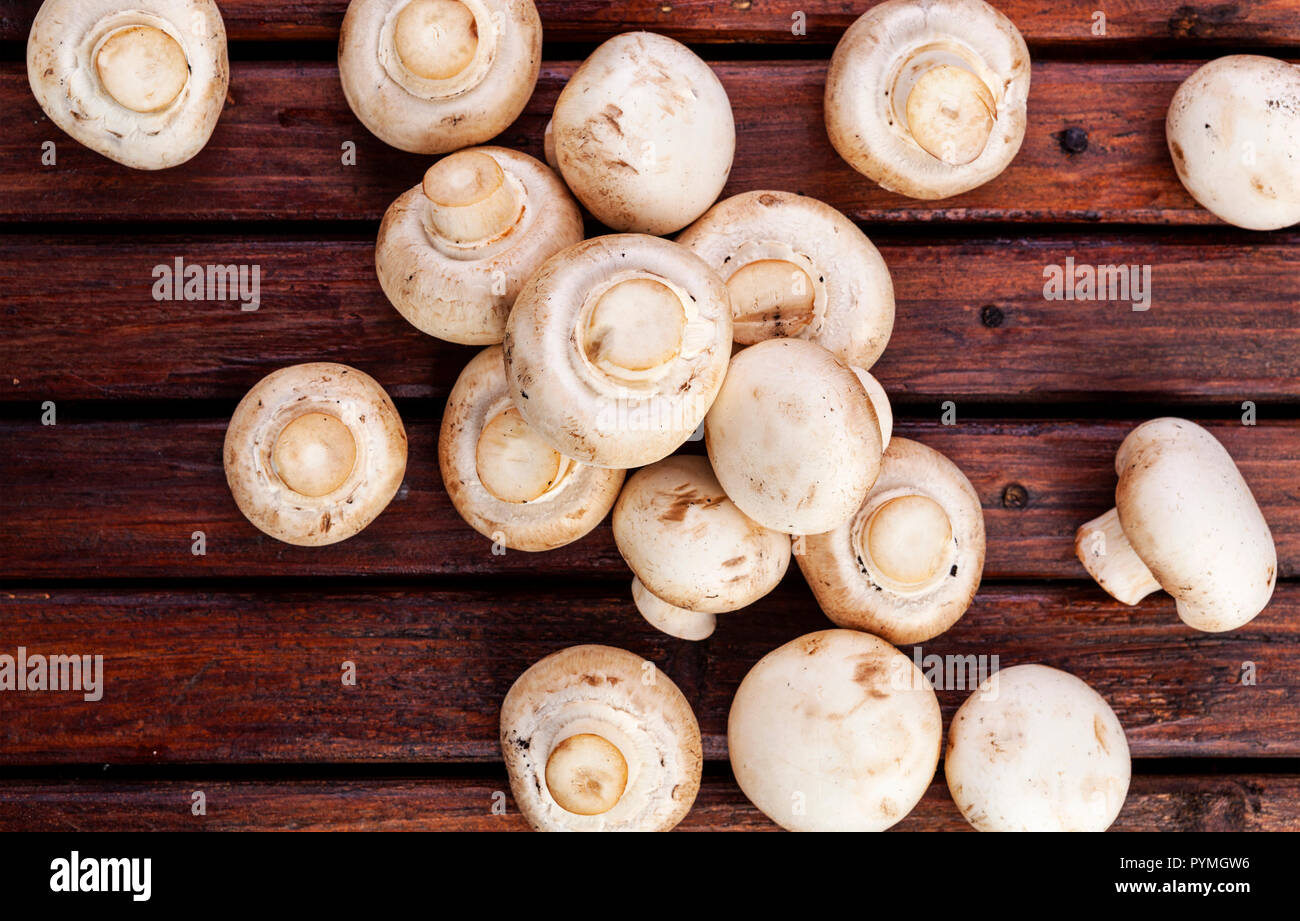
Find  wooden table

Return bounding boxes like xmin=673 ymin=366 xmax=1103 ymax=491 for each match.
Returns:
xmin=1 ymin=0 xmax=1298 ymax=831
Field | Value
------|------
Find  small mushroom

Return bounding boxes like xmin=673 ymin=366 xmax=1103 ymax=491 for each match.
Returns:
xmin=945 ymin=664 xmax=1131 ymax=832
xmin=613 ymin=456 xmax=791 ymax=640
xmin=677 ymin=190 xmax=895 ymax=370
xmin=500 ymin=645 xmax=703 ymax=831
xmin=798 ymin=437 xmax=984 ymax=643
xmin=338 ymin=0 xmax=541 ymax=154
xmin=1166 ymin=55 xmax=1300 ymax=230
xmin=728 ymin=629 xmax=942 ymax=831
xmin=27 ymin=0 xmax=228 ymax=169
xmin=1075 ymin=418 xmax=1276 ymax=633
xmin=504 ymin=234 xmax=733 ymax=469
xmin=549 ymin=32 xmax=736 ymax=234
xmin=376 ymin=147 xmax=584 ymax=344
xmin=224 ymin=363 xmax=407 ymax=546
xmin=704 ymin=338 xmax=883 ymax=535
xmin=439 ymin=346 xmax=625 ymax=551
xmin=824 ymin=0 xmax=1031 ymax=199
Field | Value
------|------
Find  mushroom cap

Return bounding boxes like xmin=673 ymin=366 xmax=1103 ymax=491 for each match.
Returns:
xmin=504 ymin=234 xmax=734 ymax=469
xmin=677 ymin=190 xmax=896 ymax=370
xmin=799 ymin=437 xmax=984 ymax=643
xmin=376 ymin=147 xmax=584 ymax=344
xmin=439 ymin=346 xmax=625 ymax=551
xmin=631 ymin=577 xmax=718 ymax=641
xmin=1112 ymin=418 xmax=1276 ymax=632
xmin=1166 ymin=55 xmax=1300 ymax=231
xmin=704 ymin=338 xmax=882 ymax=535
xmin=500 ymin=644 xmax=703 ymax=831
xmin=338 ymin=0 xmax=541 ymax=154
xmin=945 ymin=664 xmax=1131 ymax=831
xmin=824 ymin=0 xmax=1030 ymax=200
xmin=727 ymin=629 xmax=942 ymax=831
xmin=27 ymin=0 xmax=228 ymax=169
xmin=550 ymin=31 xmax=736 ymax=234
xmin=613 ymin=455 xmax=791 ymax=614
xmin=224 ymin=363 xmax=407 ymax=546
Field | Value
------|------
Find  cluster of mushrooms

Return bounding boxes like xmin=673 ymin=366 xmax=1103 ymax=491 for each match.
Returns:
xmin=25 ymin=0 xmax=1289 ymax=831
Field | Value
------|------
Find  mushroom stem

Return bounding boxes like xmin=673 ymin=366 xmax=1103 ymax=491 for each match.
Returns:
xmin=542 ymin=118 xmax=558 ymax=171
xmin=1075 ymin=507 xmax=1162 ymax=605
xmin=582 ymin=277 xmax=686 ymax=384
xmin=423 ymin=150 xmax=524 ymax=244
xmin=905 ymin=64 xmax=996 ymax=166
xmin=394 ymin=0 xmax=478 ymax=81
xmin=475 ymin=407 xmax=570 ymax=503
xmin=271 ymin=411 xmax=357 ymax=498
xmin=632 ymin=577 xmax=717 ymax=641
xmin=851 ymin=367 xmax=892 ymax=450
xmin=726 ymin=259 xmax=816 ymax=341
xmin=544 ymin=732 xmax=629 ymax=816
xmin=95 ymin=25 xmax=189 ymax=113
xmin=860 ymin=494 xmax=952 ymax=592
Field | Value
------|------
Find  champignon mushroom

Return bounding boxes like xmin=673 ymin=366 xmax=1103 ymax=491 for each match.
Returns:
xmin=338 ymin=0 xmax=541 ymax=154
xmin=439 ymin=346 xmax=625 ymax=551
xmin=1166 ymin=55 xmax=1300 ymax=230
xmin=704 ymin=338 xmax=882 ymax=535
xmin=376 ymin=147 xmax=584 ymax=344
xmin=728 ymin=629 xmax=941 ymax=831
xmin=27 ymin=0 xmax=228 ymax=169
xmin=677 ymin=190 xmax=895 ymax=369
xmin=1075 ymin=417 xmax=1276 ymax=633
xmin=945 ymin=664 xmax=1131 ymax=831
xmin=549 ymin=32 xmax=735 ymax=234
xmin=500 ymin=645 xmax=703 ymax=831
xmin=824 ymin=0 xmax=1030 ymax=200
xmin=504 ymin=234 xmax=733 ymax=469
xmin=798 ymin=438 xmax=983 ymax=643
xmin=612 ymin=455 xmax=791 ymax=640
xmin=224 ymin=363 xmax=407 ymax=546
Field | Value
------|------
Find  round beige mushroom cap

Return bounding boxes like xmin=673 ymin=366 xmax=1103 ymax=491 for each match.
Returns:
xmin=550 ymin=32 xmax=736 ymax=234
xmin=1075 ymin=418 xmax=1276 ymax=633
xmin=825 ymin=0 xmax=1031 ymax=200
xmin=1166 ymin=55 xmax=1300 ymax=231
xmin=705 ymin=338 xmax=883 ymax=535
xmin=945 ymin=664 xmax=1131 ymax=831
xmin=224 ymin=363 xmax=407 ymax=546
xmin=500 ymin=645 xmax=703 ymax=831
xmin=338 ymin=0 xmax=541 ymax=154
xmin=439 ymin=346 xmax=625 ymax=551
xmin=677 ymin=191 xmax=896 ymax=370
xmin=377 ymin=147 xmax=584 ymax=344
xmin=799 ymin=437 xmax=984 ymax=643
xmin=27 ymin=0 xmax=228 ymax=169
xmin=728 ymin=629 xmax=941 ymax=831
xmin=504 ymin=234 xmax=733 ymax=469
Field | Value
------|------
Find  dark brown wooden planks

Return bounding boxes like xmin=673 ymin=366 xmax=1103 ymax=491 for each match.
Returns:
xmin=1 ymin=61 xmax=1216 ymax=223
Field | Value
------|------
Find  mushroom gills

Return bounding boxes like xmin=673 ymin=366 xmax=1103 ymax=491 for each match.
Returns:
xmin=544 ymin=732 xmax=629 ymax=816
xmin=475 ymin=406 xmax=574 ymax=503
xmin=422 ymin=149 xmax=525 ymax=245
xmin=95 ymin=25 xmax=189 ymax=113
xmin=394 ymin=0 xmax=479 ymax=80
xmin=271 ymin=411 xmax=358 ymax=498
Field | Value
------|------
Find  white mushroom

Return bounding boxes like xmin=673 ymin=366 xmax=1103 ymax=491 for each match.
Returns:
xmin=224 ymin=363 xmax=407 ymax=546
xmin=504 ymin=234 xmax=733 ymax=469
xmin=824 ymin=0 xmax=1030 ymax=199
xmin=704 ymin=338 xmax=883 ymax=535
xmin=500 ymin=645 xmax=703 ymax=831
xmin=798 ymin=437 xmax=984 ymax=643
xmin=439 ymin=346 xmax=625 ymax=551
xmin=549 ymin=32 xmax=735 ymax=234
xmin=630 ymin=578 xmax=717 ymax=642
xmin=727 ymin=629 xmax=942 ymax=831
xmin=27 ymin=0 xmax=228 ymax=169
xmin=1166 ymin=55 xmax=1300 ymax=230
xmin=677 ymin=190 xmax=895 ymax=370
xmin=338 ymin=0 xmax=541 ymax=154
xmin=1075 ymin=417 xmax=1276 ymax=633
xmin=376 ymin=147 xmax=584 ymax=344
xmin=945 ymin=664 xmax=1131 ymax=832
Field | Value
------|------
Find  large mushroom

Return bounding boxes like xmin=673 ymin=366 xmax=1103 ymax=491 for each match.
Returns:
xmin=500 ymin=645 xmax=703 ymax=831
xmin=27 ymin=0 xmax=228 ymax=169
xmin=376 ymin=147 xmax=584 ymax=344
xmin=504 ymin=234 xmax=733 ymax=469
xmin=549 ymin=32 xmax=735 ymax=234
xmin=798 ymin=437 xmax=984 ymax=644
xmin=224 ymin=363 xmax=407 ymax=546
xmin=945 ymin=664 xmax=1131 ymax=831
xmin=825 ymin=0 xmax=1030 ymax=199
xmin=1166 ymin=55 xmax=1300 ymax=230
xmin=1075 ymin=418 xmax=1276 ymax=633
xmin=338 ymin=0 xmax=541 ymax=154
xmin=727 ymin=629 xmax=942 ymax=831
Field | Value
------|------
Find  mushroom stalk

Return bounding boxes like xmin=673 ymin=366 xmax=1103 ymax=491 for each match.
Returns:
xmin=1075 ymin=507 xmax=1161 ymax=605
xmin=422 ymin=150 xmax=524 ymax=244
xmin=632 ymin=577 xmax=717 ymax=641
